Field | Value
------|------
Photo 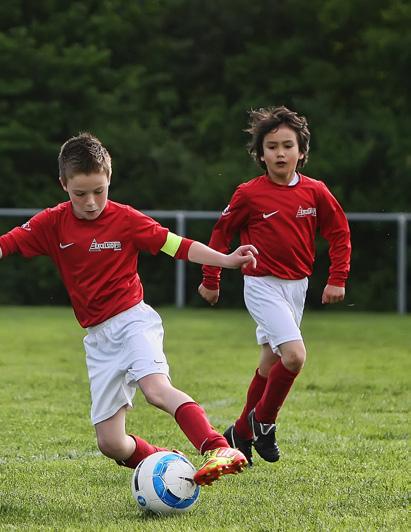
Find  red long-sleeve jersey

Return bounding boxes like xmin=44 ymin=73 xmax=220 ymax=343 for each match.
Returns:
xmin=202 ymin=173 xmax=351 ymax=290
xmin=0 ymin=200 xmax=192 ymax=327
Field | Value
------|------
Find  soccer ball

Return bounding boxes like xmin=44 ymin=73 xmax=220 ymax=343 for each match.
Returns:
xmin=131 ymin=451 xmax=200 ymax=514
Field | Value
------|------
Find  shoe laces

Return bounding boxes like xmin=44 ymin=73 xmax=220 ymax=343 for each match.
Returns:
xmin=199 ymin=449 xmax=216 ymax=466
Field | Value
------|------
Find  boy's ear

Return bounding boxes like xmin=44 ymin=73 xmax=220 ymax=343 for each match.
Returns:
xmin=59 ymin=177 xmax=67 ymax=191
xmin=298 ymin=153 xmax=304 ymax=160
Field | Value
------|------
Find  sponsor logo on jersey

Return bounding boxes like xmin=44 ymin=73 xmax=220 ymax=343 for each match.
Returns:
xmin=221 ymin=205 xmax=231 ymax=216
xmin=89 ymin=238 xmax=122 ymax=252
xmin=21 ymin=221 xmax=31 ymax=231
xmin=296 ymin=205 xmax=317 ymax=217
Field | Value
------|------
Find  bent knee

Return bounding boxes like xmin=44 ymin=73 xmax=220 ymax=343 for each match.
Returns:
xmin=97 ymin=435 xmax=126 ymax=459
xmin=280 ymin=342 xmax=306 ymax=372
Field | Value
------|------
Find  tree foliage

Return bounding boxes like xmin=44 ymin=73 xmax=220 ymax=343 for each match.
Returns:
xmin=0 ymin=0 xmax=409 ymax=309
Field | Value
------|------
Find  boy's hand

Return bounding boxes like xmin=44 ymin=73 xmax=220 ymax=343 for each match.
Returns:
xmin=225 ymin=245 xmax=258 ymax=270
xmin=198 ymin=284 xmax=220 ymax=306
xmin=322 ymin=284 xmax=345 ymax=304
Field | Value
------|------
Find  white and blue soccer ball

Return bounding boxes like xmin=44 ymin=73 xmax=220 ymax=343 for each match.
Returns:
xmin=131 ymin=451 xmax=200 ymax=515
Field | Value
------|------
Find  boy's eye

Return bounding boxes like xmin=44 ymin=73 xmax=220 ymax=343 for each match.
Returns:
xmin=74 ymin=190 xmax=103 ymax=197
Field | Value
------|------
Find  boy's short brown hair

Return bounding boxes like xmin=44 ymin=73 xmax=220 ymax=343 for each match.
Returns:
xmin=246 ymin=106 xmax=311 ymax=170
xmin=58 ymin=132 xmax=112 ymax=185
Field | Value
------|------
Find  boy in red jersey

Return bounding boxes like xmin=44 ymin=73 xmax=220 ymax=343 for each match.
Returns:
xmin=199 ymin=106 xmax=351 ymax=465
xmin=0 ymin=133 xmax=258 ymax=486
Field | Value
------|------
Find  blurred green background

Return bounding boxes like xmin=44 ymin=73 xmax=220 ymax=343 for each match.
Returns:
xmin=0 ymin=0 xmax=410 ymax=310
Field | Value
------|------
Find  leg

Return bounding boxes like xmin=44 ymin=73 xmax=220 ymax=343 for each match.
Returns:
xmin=95 ymin=405 xmax=171 ymax=468
xmin=138 ymin=373 xmax=193 ymax=416
xmin=138 ymin=373 xmax=227 ymax=452
xmin=279 ymin=339 xmax=306 ymax=373
xmin=254 ymin=339 xmax=305 ymax=422
xmin=139 ymin=373 xmax=248 ymax=485
xmin=232 ymin=344 xmax=278 ymax=438
xmin=241 ymin=276 xmax=308 ymax=462
xmin=259 ymin=342 xmax=281 ymax=377
xmin=249 ymin=340 xmax=305 ymax=462
xmin=224 ymin=344 xmax=280 ymax=465
xmin=94 ymin=406 xmax=135 ymax=461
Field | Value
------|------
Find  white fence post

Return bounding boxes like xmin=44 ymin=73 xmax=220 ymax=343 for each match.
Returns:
xmin=397 ymin=214 xmax=408 ymax=315
xmin=175 ymin=211 xmax=186 ymax=309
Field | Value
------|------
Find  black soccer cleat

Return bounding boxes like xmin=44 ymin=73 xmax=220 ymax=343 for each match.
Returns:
xmin=223 ymin=424 xmax=253 ymax=467
xmin=248 ymin=408 xmax=280 ymax=462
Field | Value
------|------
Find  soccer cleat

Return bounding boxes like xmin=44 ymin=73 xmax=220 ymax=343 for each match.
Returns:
xmin=223 ymin=424 xmax=253 ymax=466
xmin=193 ymin=447 xmax=248 ymax=486
xmin=248 ymin=408 xmax=280 ymax=462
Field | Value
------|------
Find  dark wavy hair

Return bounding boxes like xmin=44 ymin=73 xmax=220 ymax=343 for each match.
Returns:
xmin=58 ymin=132 xmax=112 ymax=185
xmin=245 ymin=106 xmax=311 ymax=170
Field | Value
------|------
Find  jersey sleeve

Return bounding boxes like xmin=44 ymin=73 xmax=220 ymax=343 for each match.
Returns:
xmin=128 ymin=209 xmax=196 ymax=260
xmin=128 ymin=208 xmax=171 ymax=254
xmin=202 ymin=185 xmax=249 ymax=290
xmin=160 ymin=232 xmax=194 ymax=260
xmin=0 ymin=232 xmax=19 ymax=257
xmin=0 ymin=209 xmax=53 ymax=258
xmin=317 ymin=182 xmax=351 ymax=287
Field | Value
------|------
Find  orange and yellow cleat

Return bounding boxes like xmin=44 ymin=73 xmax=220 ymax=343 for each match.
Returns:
xmin=193 ymin=447 xmax=248 ymax=486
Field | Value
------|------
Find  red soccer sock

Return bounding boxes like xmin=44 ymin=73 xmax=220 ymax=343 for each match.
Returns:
xmin=234 ymin=369 xmax=268 ymax=440
xmin=175 ymin=401 xmax=228 ymax=454
xmin=117 ymin=434 xmax=169 ymax=469
xmin=254 ymin=359 xmax=299 ymax=424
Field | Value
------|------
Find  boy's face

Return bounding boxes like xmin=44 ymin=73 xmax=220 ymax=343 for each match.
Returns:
xmin=60 ymin=171 xmax=110 ymax=220
xmin=261 ymin=125 xmax=304 ymax=183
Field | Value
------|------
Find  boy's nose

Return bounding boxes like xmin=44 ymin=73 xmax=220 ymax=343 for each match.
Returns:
xmin=85 ymin=195 xmax=96 ymax=205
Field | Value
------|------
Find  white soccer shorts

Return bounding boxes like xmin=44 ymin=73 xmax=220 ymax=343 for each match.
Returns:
xmin=83 ymin=301 xmax=170 ymax=425
xmin=243 ymin=275 xmax=308 ymax=354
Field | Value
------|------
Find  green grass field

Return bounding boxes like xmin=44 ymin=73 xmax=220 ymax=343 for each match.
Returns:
xmin=0 ymin=306 xmax=409 ymax=531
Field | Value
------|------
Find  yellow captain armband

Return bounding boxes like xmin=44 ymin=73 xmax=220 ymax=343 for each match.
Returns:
xmin=160 ymin=231 xmax=183 ymax=257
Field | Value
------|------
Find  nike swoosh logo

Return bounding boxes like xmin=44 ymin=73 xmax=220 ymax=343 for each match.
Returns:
xmin=59 ymin=242 xmax=75 ymax=249
xmin=262 ymin=210 xmax=279 ymax=219
xmin=221 ymin=205 xmax=231 ymax=216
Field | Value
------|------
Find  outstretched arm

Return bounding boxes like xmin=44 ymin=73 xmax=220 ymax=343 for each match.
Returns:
xmin=160 ymin=232 xmax=257 ymax=307
xmin=160 ymin=232 xmax=257 ymax=268
xmin=195 ymin=241 xmax=258 ymax=306
xmin=188 ymin=241 xmax=258 ymax=269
